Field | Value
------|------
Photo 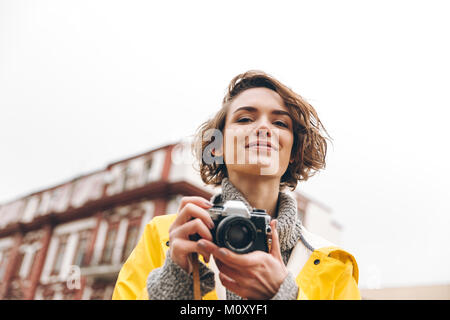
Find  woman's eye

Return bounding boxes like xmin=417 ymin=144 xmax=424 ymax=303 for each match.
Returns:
xmin=237 ymin=117 xmax=252 ymax=123
xmin=274 ymin=121 xmax=288 ymax=128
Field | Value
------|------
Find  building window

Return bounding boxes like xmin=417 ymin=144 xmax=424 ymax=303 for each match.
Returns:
xmin=73 ymin=230 xmax=91 ymax=267
xmin=145 ymin=158 xmax=153 ymax=173
xmin=145 ymin=157 xmax=154 ymax=183
xmin=13 ymin=251 xmax=25 ymax=279
xmin=0 ymin=250 xmax=10 ymax=281
xmin=101 ymin=227 xmax=117 ymax=265
xmin=52 ymin=236 xmax=68 ymax=275
xmin=123 ymin=165 xmax=133 ymax=191
xmin=121 ymin=224 xmax=139 ymax=262
xmin=18 ymin=245 xmax=39 ymax=280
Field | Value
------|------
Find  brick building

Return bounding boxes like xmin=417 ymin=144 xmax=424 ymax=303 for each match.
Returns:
xmin=0 ymin=141 xmax=339 ymax=300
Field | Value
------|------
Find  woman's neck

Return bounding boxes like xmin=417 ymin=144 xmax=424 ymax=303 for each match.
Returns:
xmin=227 ymin=172 xmax=280 ymax=217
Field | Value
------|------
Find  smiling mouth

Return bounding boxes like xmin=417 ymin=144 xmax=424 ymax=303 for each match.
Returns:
xmin=245 ymin=141 xmax=279 ymax=151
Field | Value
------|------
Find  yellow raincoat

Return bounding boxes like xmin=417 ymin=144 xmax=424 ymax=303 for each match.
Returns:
xmin=112 ymin=214 xmax=361 ymax=300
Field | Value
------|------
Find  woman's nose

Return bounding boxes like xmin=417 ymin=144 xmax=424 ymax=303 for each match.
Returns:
xmin=255 ymin=118 xmax=272 ymax=138
xmin=257 ymin=127 xmax=270 ymax=138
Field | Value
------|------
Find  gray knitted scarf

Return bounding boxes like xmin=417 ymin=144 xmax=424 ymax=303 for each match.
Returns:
xmin=210 ymin=178 xmax=303 ymax=300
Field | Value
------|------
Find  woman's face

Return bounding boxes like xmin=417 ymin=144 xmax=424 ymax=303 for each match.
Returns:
xmin=221 ymin=87 xmax=294 ymax=179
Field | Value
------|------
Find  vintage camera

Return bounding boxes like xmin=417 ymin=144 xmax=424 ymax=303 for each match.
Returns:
xmin=207 ymin=200 xmax=272 ymax=254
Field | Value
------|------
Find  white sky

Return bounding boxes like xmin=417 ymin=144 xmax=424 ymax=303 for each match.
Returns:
xmin=1 ymin=0 xmax=449 ymax=289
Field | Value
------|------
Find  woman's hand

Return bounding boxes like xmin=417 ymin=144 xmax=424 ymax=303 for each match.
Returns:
xmin=168 ymin=196 xmax=215 ymax=273
xmin=198 ymin=220 xmax=288 ymax=300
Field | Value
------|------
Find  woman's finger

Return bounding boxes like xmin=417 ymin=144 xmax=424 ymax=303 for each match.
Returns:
xmin=197 ymin=239 xmax=218 ymax=263
xmin=269 ymin=219 xmax=283 ymax=261
xmin=211 ymin=247 xmax=259 ymax=269
xmin=179 ymin=196 xmax=213 ymax=212
xmin=219 ymin=272 xmax=242 ymax=296
xmin=215 ymin=258 xmax=245 ymax=283
xmin=169 ymin=238 xmax=200 ymax=273
xmin=169 ymin=238 xmax=211 ymax=271
xmin=170 ymin=200 xmax=214 ymax=231
xmin=170 ymin=218 xmax=213 ymax=242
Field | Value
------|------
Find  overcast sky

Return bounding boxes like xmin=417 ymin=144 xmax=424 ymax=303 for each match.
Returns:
xmin=1 ymin=0 xmax=449 ymax=289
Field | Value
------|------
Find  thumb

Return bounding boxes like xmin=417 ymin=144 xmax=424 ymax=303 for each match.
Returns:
xmin=269 ymin=219 xmax=282 ymax=261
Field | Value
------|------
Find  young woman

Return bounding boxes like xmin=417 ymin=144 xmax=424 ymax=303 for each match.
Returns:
xmin=112 ymin=70 xmax=361 ymax=300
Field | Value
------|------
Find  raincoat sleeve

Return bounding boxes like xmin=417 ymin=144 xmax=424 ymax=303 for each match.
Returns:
xmin=296 ymin=247 xmax=361 ymax=300
xmin=112 ymin=215 xmax=174 ymax=300
xmin=328 ymin=249 xmax=361 ymax=300
xmin=333 ymin=267 xmax=361 ymax=300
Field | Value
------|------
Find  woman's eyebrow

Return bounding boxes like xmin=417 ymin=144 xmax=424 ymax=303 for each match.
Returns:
xmin=233 ymin=106 xmax=291 ymax=118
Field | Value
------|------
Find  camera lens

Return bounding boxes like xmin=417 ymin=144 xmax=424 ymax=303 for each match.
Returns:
xmin=216 ymin=216 xmax=257 ymax=254
xmin=227 ymin=224 xmax=251 ymax=248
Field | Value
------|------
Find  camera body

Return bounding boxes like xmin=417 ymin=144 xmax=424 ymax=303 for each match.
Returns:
xmin=208 ymin=200 xmax=272 ymax=254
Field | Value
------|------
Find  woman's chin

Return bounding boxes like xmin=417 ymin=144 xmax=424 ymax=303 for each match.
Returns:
xmin=248 ymin=153 xmax=278 ymax=166
xmin=229 ymin=159 xmax=281 ymax=176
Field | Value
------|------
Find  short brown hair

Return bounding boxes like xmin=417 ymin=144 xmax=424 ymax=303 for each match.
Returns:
xmin=192 ymin=70 xmax=330 ymax=191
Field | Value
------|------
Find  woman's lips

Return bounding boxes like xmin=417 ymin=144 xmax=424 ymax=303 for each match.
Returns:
xmin=245 ymin=141 xmax=279 ymax=151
